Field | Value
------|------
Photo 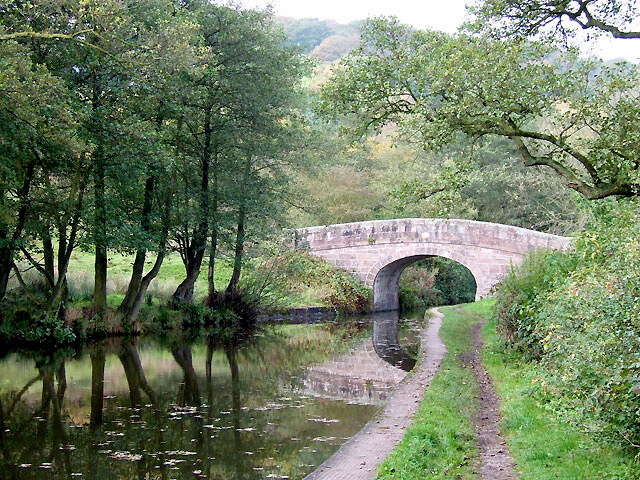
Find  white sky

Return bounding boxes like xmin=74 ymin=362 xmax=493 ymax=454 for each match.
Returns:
xmin=242 ymin=0 xmax=640 ymax=62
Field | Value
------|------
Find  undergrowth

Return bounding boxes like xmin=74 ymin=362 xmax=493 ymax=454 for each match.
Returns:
xmin=493 ymin=199 xmax=640 ymax=449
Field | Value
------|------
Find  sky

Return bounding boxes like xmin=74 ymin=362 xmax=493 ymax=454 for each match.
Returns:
xmin=244 ymin=0 xmax=468 ymax=33
xmin=242 ymin=0 xmax=640 ymax=62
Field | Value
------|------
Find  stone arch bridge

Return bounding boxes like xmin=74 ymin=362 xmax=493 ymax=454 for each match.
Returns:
xmin=288 ymin=218 xmax=571 ymax=312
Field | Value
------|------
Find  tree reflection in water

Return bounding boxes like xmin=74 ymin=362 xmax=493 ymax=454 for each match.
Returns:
xmin=172 ymin=344 xmax=200 ymax=407
xmin=0 ymin=322 xmax=389 ymax=479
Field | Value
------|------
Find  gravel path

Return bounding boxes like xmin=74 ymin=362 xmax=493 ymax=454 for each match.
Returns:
xmin=304 ymin=308 xmax=447 ymax=480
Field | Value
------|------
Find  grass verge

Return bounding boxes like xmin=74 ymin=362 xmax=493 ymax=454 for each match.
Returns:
xmin=377 ymin=305 xmax=479 ymax=479
xmin=460 ymin=300 xmax=638 ymax=480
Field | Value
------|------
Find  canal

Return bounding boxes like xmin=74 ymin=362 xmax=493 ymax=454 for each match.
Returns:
xmin=0 ymin=311 xmax=424 ymax=479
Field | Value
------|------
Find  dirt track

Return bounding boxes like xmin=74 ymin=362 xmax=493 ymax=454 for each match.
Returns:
xmin=467 ymin=314 xmax=518 ymax=480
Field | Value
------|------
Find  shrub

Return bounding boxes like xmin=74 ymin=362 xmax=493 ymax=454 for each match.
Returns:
xmin=399 ymin=265 xmax=438 ymax=311
xmin=0 ymin=308 xmax=76 ymax=347
xmin=399 ymin=258 xmax=476 ymax=311
xmin=493 ymin=249 xmax=575 ymax=359
xmin=493 ymin=199 xmax=640 ymax=449
xmin=257 ymin=250 xmax=372 ymax=314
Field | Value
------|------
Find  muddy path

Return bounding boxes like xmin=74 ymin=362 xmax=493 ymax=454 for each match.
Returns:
xmin=304 ymin=308 xmax=447 ymax=480
xmin=464 ymin=312 xmax=518 ymax=480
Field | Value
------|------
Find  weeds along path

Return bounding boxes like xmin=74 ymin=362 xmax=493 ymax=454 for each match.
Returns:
xmin=304 ymin=308 xmax=447 ymax=480
xmin=461 ymin=309 xmax=518 ymax=480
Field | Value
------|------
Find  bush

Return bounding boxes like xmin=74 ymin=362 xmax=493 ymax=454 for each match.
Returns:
xmin=399 ymin=265 xmax=438 ymax=310
xmin=259 ymin=250 xmax=372 ymax=314
xmin=0 ymin=308 xmax=76 ymax=348
xmin=493 ymin=249 xmax=575 ymax=359
xmin=399 ymin=258 xmax=476 ymax=311
xmin=493 ymin=199 xmax=640 ymax=449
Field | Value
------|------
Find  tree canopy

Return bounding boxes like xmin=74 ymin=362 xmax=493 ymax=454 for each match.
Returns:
xmin=319 ymin=18 xmax=640 ymax=200
xmin=0 ymin=0 xmax=308 ymax=321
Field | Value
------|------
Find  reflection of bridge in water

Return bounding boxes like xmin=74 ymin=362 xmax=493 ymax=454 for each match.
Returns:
xmin=303 ymin=313 xmax=418 ymax=405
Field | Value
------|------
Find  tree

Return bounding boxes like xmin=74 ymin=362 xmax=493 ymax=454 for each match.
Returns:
xmin=113 ymin=1 xmax=198 ymax=325
xmin=468 ymin=0 xmax=640 ymax=40
xmin=319 ymin=18 xmax=640 ymax=201
xmin=0 ymin=0 xmax=195 ymax=320
xmin=170 ymin=3 xmax=308 ymax=305
xmin=0 ymin=32 xmax=87 ymax=313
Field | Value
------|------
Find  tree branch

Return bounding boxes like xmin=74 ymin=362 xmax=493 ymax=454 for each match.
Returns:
xmin=0 ymin=30 xmax=118 ymax=57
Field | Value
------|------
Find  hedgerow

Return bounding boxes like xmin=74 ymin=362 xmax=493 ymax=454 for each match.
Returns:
xmin=494 ymin=199 xmax=640 ymax=450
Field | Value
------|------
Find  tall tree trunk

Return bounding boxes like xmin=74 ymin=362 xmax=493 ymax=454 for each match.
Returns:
xmin=119 ymin=174 xmax=155 ymax=315
xmin=92 ymin=74 xmax=107 ymax=315
xmin=207 ymin=159 xmax=219 ymax=299
xmin=0 ymin=158 xmax=36 ymax=305
xmin=90 ymin=349 xmax=105 ymax=430
xmin=0 ymin=235 xmax=11 ymax=307
xmin=47 ymin=185 xmax=85 ymax=314
xmin=226 ymin=158 xmax=251 ymax=294
xmin=55 ymin=217 xmax=68 ymax=320
xmin=226 ymin=204 xmax=246 ymax=294
xmin=172 ymin=107 xmax=212 ymax=305
xmin=94 ymin=148 xmax=107 ymax=315
xmin=42 ymin=228 xmax=55 ymax=292
xmin=122 ymin=173 xmax=173 ymax=324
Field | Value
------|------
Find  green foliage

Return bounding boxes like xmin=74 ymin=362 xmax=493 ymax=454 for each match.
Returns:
xmin=390 ymin=156 xmax=477 ymax=219
xmin=276 ymin=17 xmax=361 ymax=57
xmin=432 ymin=259 xmax=477 ymax=306
xmin=0 ymin=0 xmax=310 ymax=323
xmin=320 ymin=17 xmax=640 ymax=200
xmin=493 ymin=249 xmax=576 ymax=358
xmin=262 ymin=250 xmax=372 ymax=314
xmin=493 ymin=199 xmax=640 ymax=448
xmin=0 ymin=310 xmax=76 ymax=348
xmin=399 ymin=264 xmax=438 ymax=311
xmin=310 ymin=34 xmax=360 ymax=62
xmin=399 ymin=258 xmax=477 ymax=311
xmin=465 ymin=301 xmax=639 ymax=480
xmin=284 ymin=17 xmax=333 ymax=52
xmin=468 ymin=0 xmax=640 ymax=43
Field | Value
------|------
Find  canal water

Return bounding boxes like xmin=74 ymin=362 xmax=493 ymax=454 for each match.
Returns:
xmin=0 ymin=311 xmax=424 ymax=479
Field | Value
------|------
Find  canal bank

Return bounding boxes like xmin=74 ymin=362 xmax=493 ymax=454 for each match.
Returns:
xmin=305 ymin=308 xmax=447 ymax=479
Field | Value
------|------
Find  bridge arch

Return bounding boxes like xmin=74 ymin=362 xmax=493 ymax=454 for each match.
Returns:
xmin=372 ymin=254 xmax=477 ymax=311
xmin=290 ymin=218 xmax=571 ymax=312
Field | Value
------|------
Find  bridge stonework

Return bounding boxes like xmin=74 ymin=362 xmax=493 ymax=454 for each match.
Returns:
xmin=290 ymin=218 xmax=571 ymax=312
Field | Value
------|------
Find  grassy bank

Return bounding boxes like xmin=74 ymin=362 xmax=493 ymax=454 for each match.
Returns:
xmin=377 ymin=301 xmax=638 ymax=479
xmin=377 ymin=305 xmax=479 ymax=479
xmin=61 ymin=249 xmax=372 ymax=313
xmin=2 ymin=249 xmax=373 ymax=347
xmin=470 ymin=300 xmax=638 ymax=480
